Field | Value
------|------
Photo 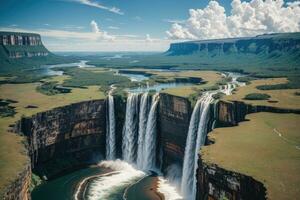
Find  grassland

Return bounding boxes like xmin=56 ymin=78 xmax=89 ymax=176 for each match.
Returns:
xmin=156 ymin=71 xmax=222 ymax=97
xmin=224 ymin=78 xmax=300 ymax=109
xmin=0 ymin=75 xmax=105 ymax=196
xmin=201 ymin=112 xmax=300 ymax=199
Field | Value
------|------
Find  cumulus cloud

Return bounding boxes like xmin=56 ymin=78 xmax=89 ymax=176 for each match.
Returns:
xmin=145 ymin=34 xmax=153 ymax=42
xmin=90 ymin=20 xmax=115 ymax=41
xmin=166 ymin=0 xmax=300 ymax=40
xmin=72 ymin=0 xmax=123 ymax=15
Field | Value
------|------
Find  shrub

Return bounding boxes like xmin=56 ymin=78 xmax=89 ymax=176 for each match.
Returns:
xmin=236 ymin=76 xmax=256 ymax=84
xmin=256 ymin=76 xmax=300 ymax=90
xmin=244 ymin=93 xmax=271 ymax=100
xmin=212 ymin=92 xmax=225 ymax=99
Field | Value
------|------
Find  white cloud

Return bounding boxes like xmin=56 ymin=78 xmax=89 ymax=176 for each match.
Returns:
xmin=133 ymin=16 xmax=142 ymax=21
xmin=108 ymin=26 xmax=119 ymax=30
xmin=72 ymin=0 xmax=123 ymax=15
xmin=166 ymin=0 xmax=300 ymax=40
xmin=90 ymin=20 xmax=115 ymax=41
xmin=166 ymin=23 xmax=197 ymax=40
xmin=163 ymin=19 xmax=185 ymax=24
xmin=145 ymin=34 xmax=153 ymax=42
xmin=90 ymin=20 xmax=100 ymax=33
xmin=0 ymin=26 xmax=170 ymax=51
xmin=287 ymin=1 xmax=300 ymax=7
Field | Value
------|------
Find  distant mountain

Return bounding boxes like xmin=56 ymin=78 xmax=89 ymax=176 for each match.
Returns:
xmin=166 ymin=32 xmax=300 ymax=57
xmin=0 ymin=32 xmax=50 ymax=59
xmin=0 ymin=31 xmax=76 ymax=74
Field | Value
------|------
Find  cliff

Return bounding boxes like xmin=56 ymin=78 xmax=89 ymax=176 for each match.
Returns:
xmin=158 ymin=93 xmax=191 ymax=179
xmin=165 ymin=33 xmax=300 ymax=69
xmin=2 ymin=162 xmax=31 ymax=200
xmin=167 ymin=33 xmax=300 ymax=56
xmin=196 ymin=99 xmax=300 ymax=200
xmin=17 ymin=99 xmax=106 ymax=178
xmin=196 ymin=158 xmax=266 ymax=200
xmin=217 ymin=100 xmax=300 ymax=126
xmin=0 ymin=32 xmax=49 ymax=59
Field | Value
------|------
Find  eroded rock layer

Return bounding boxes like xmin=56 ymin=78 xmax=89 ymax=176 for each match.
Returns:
xmin=17 ymin=100 xmax=106 ymax=178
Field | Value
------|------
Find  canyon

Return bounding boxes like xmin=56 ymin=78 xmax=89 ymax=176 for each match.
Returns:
xmin=4 ymin=87 xmax=299 ymax=199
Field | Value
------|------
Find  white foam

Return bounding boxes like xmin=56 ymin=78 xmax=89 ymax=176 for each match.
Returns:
xmin=158 ymin=177 xmax=183 ymax=200
xmin=86 ymin=160 xmax=145 ymax=200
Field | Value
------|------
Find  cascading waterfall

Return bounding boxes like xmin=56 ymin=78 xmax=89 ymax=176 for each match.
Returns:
xmin=106 ymin=94 xmax=116 ymax=160
xmin=142 ymin=93 xmax=160 ymax=170
xmin=122 ymin=93 xmax=140 ymax=163
xmin=181 ymin=93 xmax=214 ymax=199
xmin=136 ymin=92 xmax=151 ymax=168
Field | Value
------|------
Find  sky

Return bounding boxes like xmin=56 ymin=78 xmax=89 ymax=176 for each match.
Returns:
xmin=0 ymin=0 xmax=299 ymax=52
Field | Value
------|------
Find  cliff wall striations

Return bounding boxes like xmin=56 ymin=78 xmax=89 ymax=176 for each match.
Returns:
xmin=0 ymin=32 xmax=49 ymax=58
xmin=196 ymin=156 xmax=266 ymax=200
xmin=217 ymin=100 xmax=300 ymax=126
xmin=17 ymin=99 xmax=106 ymax=178
xmin=167 ymin=33 xmax=300 ymax=57
xmin=158 ymin=93 xmax=191 ymax=176
xmin=2 ymin=162 xmax=31 ymax=200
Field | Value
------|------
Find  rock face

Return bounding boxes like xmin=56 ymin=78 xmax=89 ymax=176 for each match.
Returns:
xmin=17 ymin=100 xmax=106 ymax=178
xmin=195 ymin=99 xmax=300 ymax=200
xmin=196 ymin=157 xmax=266 ymax=200
xmin=158 ymin=93 xmax=191 ymax=175
xmin=6 ymin=94 xmax=300 ymax=200
xmin=167 ymin=32 xmax=300 ymax=57
xmin=2 ymin=162 xmax=31 ymax=200
xmin=0 ymin=32 xmax=49 ymax=58
xmin=217 ymin=100 xmax=300 ymax=126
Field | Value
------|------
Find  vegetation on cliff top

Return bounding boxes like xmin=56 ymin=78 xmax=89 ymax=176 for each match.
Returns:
xmin=201 ymin=112 xmax=300 ymax=199
xmin=223 ymin=78 xmax=300 ymax=109
xmin=0 ymin=76 xmax=105 ymax=196
xmin=244 ymin=93 xmax=271 ymax=100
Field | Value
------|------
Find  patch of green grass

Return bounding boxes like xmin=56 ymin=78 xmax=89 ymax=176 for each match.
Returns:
xmin=36 ymin=81 xmax=71 ymax=96
xmin=0 ymin=99 xmax=16 ymax=117
xmin=59 ymin=67 xmax=131 ymax=89
xmin=212 ymin=92 xmax=225 ymax=100
xmin=244 ymin=93 xmax=271 ymax=100
xmin=236 ymin=76 xmax=256 ymax=84
xmin=256 ymin=76 xmax=300 ymax=90
xmin=216 ymin=76 xmax=232 ymax=85
xmin=30 ymin=173 xmax=43 ymax=192
xmin=202 ymin=113 xmax=300 ymax=199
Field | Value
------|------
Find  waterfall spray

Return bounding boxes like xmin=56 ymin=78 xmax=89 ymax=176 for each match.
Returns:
xmin=137 ymin=93 xmax=151 ymax=168
xmin=142 ymin=93 xmax=160 ymax=170
xmin=106 ymin=94 xmax=116 ymax=160
xmin=181 ymin=93 xmax=213 ymax=199
xmin=122 ymin=93 xmax=140 ymax=163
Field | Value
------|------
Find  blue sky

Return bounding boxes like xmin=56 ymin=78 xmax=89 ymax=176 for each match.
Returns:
xmin=0 ymin=0 xmax=299 ymax=51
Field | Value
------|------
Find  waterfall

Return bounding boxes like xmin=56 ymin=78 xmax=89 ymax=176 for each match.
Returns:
xmin=136 ymin=93 xmax=151 ymax=168
xmin=181 ymin=93 xmax=213 ymax=199
xmin=106 ymin=94 xmax=116 ymax=160
xmin=142 ymin=93 xmax=160 ymax=170
xmin=122 ymin=93 xmax=139 ymax=163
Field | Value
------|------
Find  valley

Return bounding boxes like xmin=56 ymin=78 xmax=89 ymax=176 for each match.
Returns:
xmin=0 ymin=30 xmax=299 ymax=200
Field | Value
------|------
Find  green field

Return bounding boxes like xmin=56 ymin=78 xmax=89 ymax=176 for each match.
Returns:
xmin=0 ymin=76 xmax=106 ymax=196
xmin=224 ymin=78 xmax=300 ymax=109
xmin=202 ymin=112 xmax=300 ymax=199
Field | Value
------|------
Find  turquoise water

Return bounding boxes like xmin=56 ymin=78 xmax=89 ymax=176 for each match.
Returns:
xmin=31 ymin=167 xmax=104 ymax=200
xmin=32 ymin=167 xmax=157 ymax=200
